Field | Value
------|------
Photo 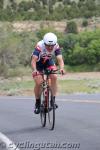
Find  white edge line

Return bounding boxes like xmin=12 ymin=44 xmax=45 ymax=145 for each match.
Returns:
xmin=0 ymin=97 xmax=100 ymax=104
xmin=0 ymin=132 xmax=20 ymax=150
xmin=60 ymin=99 xmax=100 ymax=104
xmin=9 ymin=97 xmax=100 ymax=104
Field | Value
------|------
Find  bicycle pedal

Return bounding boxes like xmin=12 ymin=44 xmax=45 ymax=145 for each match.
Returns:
xmin=54 ymin=104 xmax=58 ymax=109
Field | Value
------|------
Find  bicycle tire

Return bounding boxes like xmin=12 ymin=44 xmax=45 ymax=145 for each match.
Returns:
xmin=40 ymin=91 xmax=46 ymax=127
xmin=47 ymin=89 xmax=55 ymax=130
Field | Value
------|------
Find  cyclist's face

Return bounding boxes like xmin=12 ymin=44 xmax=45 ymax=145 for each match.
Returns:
xmin=45 ymin=44 xmax=55 ymax=52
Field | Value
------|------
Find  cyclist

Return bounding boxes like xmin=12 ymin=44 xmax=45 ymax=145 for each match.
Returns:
xmin=31 ymin=32 xmax=65 ymax=114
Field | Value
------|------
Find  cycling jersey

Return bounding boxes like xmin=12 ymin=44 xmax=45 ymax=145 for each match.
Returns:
xmin=32 ymin=40 xmax=61 ymax=60
xmin=32 ymin=40 xmax=62 ymax=71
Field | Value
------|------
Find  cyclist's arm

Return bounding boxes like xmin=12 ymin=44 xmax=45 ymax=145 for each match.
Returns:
xmin=31 ymin=46 xmax=41 ymax=71
xmin=31 ymin=55 xmax=38 ymax=71
xmin=56 ymin=55 xmax=64 ymax=70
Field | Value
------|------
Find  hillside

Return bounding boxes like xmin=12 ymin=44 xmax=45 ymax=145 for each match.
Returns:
xmin=14 ymin=0 xmax=100 ymax=4
xmin=0 ymin=0 xmax=100 ymax=21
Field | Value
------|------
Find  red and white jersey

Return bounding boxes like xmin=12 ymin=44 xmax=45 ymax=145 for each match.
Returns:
xmin=32 ymin=40 xmax=61 ymax=62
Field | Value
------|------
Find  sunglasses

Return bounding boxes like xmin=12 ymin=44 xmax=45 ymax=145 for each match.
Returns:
xmin=44 ymin=43 xmax=56 ymax=47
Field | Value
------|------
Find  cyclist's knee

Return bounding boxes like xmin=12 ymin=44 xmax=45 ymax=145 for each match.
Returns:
xmin=34 ymin=76 xmax=43 ymax=86
xmin=50 ymin=74 xmax=57 ymax=80
xmin=36 ymin=80 xmax=43 ymax=86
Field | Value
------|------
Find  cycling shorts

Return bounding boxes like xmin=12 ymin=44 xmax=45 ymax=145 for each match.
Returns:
xmin=36 ymin=59 xmax=55 ymax=71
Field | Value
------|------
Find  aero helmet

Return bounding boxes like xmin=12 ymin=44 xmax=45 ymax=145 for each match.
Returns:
xmin=43 ymin=32 xmax=57 ymax=45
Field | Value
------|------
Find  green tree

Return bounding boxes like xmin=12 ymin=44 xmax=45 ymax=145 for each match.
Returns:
xmin=9 ymin=0 xmax=17 ymax=11
xmin=86 ymin=0 xmax=96 ymax=11
xmin=0 ymin=0 xmax=3 ymax=9
xmin=66 ymin=21 xmax=78 ymax=34
xmin=87 ymin=39 xmax=100 ymax=63
xmin=71 ymin=44 xmax=87 ymax=65
xmin=33 ymin=0 xmax=41 ymax=11
xmin=59 ymin=34 xmax=78 ymax=64
xmin=18 ymin=1 xmax=33 ymax=12
xmin=63 ymin=0 xmax=71 ymax=5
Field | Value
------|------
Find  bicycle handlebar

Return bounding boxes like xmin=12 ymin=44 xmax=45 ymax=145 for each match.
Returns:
xmin=32 ymin=69 xmax=61 ymax=77
xmin=43 ymin=69 xmax=60 ymax=75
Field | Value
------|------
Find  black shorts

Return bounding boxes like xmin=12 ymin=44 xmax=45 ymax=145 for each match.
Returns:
xmin=36 ymin=59 xmax=55 ymax=71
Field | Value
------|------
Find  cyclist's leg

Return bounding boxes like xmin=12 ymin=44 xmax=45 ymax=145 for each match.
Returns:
xmin=49 ymin=73 xmax=58 ymax=109
xmin=34 ymin=75 xmax=43 ymax=98
xmin=34 ymin=75 xmax=43 ymax=114
xmin=46 ymin=60 xmax=58 ymax=99
xmin=49 ymin=73 xmax=57 ymax=97
xmin=33 ymin=63 xmax=43 ymax=114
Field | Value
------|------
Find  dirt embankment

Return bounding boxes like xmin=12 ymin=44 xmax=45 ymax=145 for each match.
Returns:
xmin=12 ymin=18 xmax=100 ymax=32
xmin=1 ymin=17 xmax=100 ymax=33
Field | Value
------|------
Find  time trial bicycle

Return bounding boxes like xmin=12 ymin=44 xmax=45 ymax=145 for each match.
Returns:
xmin=36 ymin=69 xmax=59 ymax=130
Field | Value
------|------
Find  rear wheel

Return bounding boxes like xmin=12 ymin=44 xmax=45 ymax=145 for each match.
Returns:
xmin=47 ymin=89 xmax=55 ymax=130
xmin=40 ymin=91 xmax=46 ymax=127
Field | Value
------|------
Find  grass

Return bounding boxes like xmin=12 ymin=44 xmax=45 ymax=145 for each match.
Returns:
xmin=0 ymin=78 xmax=100 ymax=96
xmin=65 ymin=63 xmax=100 ymax=72
xmin=58 ymin=79 xmax=100 ymax=94
xmin=0 ymin=79 xmax=34 ymax=95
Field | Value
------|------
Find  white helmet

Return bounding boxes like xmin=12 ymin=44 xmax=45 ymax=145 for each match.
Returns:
xmin=43 ymin=32 xmax=57 ymax=45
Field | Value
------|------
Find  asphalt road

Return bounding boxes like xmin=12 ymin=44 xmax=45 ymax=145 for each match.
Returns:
xmin=0 ymin=94 xmax=100 ymax=150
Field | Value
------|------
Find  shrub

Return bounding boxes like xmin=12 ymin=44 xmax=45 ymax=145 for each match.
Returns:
xmin=82 ymin=19 xmax=88 ymax=27
xmin=66 ymin=21 xmax=78 ymax=34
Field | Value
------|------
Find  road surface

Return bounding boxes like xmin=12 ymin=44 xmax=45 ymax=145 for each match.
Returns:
xmin=0 ymin=94 xmax=100 ymax=150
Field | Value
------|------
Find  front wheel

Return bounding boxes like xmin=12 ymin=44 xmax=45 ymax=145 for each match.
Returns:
xmin=40 ymin=91 xmax=46 ymax=127
xmin=47 ymin=89 xmax=55 ymax=130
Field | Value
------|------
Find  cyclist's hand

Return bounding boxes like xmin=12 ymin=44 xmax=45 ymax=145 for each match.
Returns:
xmin=60 ymin=69 xmax=65 ymax=75
xmin=32 ymin=70 xmax=39 ymax=78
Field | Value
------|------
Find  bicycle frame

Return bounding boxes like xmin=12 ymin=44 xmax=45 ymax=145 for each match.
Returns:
xmin=39 ymin=69 xmax=59 ymax=101
xmin=34 ymin=69 xmax=59 ymax=130
xmin=41 ymin=72 xmax=52 ymax=110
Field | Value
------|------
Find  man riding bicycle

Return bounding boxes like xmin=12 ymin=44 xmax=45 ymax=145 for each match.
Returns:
xmin=31 ymin=32 xmax=65 ymax=114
